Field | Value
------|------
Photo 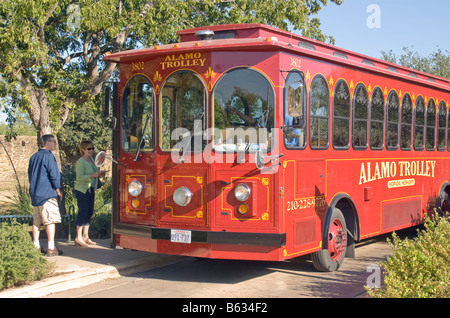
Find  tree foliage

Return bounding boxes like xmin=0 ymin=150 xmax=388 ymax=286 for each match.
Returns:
xmin=381 ymin=47 xmax=450 ymax=80
xmin=0 ymin=0 xmax=343 ymax=147
xmin=58 ymin=96 xmax=111 ymax=162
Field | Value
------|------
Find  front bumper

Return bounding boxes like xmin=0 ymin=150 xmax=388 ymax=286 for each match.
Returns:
xmin=114 ymin=223 xmax=286 ymax=247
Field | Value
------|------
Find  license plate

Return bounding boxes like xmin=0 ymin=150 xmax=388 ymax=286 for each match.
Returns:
xmin=170 ymin=229 xmax=191 ymax=244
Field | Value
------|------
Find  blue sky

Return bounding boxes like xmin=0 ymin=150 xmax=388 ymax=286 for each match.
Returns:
xmin=312 ymin=0 xmax=450 ymax=59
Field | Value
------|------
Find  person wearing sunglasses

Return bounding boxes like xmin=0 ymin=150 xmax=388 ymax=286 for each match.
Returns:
xmin=74 ymin=140 xmax=106 ymax=247
xmin=28 ymin=134 xmax=63 ymax=256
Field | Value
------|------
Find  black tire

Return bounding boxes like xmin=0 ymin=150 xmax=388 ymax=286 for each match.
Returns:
xmin=311 ymin=207 xmax=347 ymax=272
xmin=439 ymin=191 xmax=449 ymax=217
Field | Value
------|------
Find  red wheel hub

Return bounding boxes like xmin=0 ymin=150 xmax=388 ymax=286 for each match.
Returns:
xmin=328 ymin=219 xmax=346 ymax=261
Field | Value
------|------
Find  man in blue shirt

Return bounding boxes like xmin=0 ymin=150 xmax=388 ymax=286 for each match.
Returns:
xmin=28 ymin=134 xmax=63 ymax=256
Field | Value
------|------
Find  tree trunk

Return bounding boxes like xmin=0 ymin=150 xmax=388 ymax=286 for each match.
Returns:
xmin=25 ymin=84 xmax=62 ymax=170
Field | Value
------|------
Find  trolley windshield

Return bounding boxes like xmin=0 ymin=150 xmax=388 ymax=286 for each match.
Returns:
xmin=213 ymin=68 xmax=275 ymax=152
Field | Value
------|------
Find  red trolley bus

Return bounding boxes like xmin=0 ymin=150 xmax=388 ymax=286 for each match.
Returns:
xmin=101 ymin=24 xmax=450 ymax=271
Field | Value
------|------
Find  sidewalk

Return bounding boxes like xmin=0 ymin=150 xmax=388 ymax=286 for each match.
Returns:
xmin=0 ymin=239 xmax=182 ymax=298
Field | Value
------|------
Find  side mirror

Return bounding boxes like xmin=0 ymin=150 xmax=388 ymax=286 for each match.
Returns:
xmin=255 ymin=150 xmax=265 ymax=170
xmin=255 ymin=150 xmax=284 ymax=170
xmin=95 ymin=150 xmax=125 ymax=167
xmin=103 ymin=86 xmax=111 ymax=118
xmin=94 ymin=151 xmax=107 ymax=167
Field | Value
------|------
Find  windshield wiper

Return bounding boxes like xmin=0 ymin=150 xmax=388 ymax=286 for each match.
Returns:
xmin=178 ymin=112 xmax=204 ymax=163
xmin=134 ymin=114 xmax=152 ymax=161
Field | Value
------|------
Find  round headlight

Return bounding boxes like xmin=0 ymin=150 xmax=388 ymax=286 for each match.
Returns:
xmin=234 ymin=184 xmax=251 ymax=202
xmin=173 ymin=187 xmax=192 ymax=206
xmin=128 ymin=180 xmax=143 ymax=197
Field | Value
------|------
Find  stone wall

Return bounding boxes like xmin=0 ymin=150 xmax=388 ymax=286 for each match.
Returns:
xmin=0 ymin=135 xmax=37 ymax=183
xmin=0 ymin=135 xmax=112 ymax=186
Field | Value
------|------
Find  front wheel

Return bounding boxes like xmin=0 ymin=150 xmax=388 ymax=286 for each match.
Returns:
xmin=311 ymin=208 xmax=347 ymax=272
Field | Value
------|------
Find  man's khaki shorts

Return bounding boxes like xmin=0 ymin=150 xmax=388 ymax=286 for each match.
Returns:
xmin=33 ymin=198 xmax=61 ymax=226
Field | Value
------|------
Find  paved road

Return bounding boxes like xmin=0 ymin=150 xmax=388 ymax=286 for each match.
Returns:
xmin=45 ymin=231 xmax=402 ymax=299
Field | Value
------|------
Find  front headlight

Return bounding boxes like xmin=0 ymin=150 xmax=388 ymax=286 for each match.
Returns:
xmin=173 ymin=186 xmax=192 ymax=206
xmin=234 ymin=184 xmax=251 ymax=202
xmin=128 ymin=180 xmax=143 ymax=197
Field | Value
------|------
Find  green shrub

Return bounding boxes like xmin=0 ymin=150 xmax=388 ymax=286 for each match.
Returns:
xmin=367 ymin=214 xmax=450 ymax=298
xmin=0 ymin=222 xmax=54 ymax=290
xmin=90 ymin=177 xmax=112 ymax=239
xmin=2 ymin=181 xmax=33 ymax=215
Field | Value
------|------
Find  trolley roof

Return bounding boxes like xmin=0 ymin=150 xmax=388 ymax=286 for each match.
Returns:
xmin=104 ymin=23 xmax=450 ymax=91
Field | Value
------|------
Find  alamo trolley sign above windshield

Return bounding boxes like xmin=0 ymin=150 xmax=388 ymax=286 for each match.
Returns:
xmin=101 ymin=24 xmax=450 ymax=271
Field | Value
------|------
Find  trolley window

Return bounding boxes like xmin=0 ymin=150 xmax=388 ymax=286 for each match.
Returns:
xmin=283 ymin=71 xmax=306 ymax=149
xmin=447 ymin=106 xmax=450 ymax=151
xmin=333 ymin=80 xmax=350 ymax=149
xmin=310 ymin=75 xmax=330 ymax=149
xmin=121 ymin=75 xmax=154 ymax=152
xmin=160 ymin=71 xmax=207 ymax=151
xmin=400 ymin=93 xmax=413 ymax=150
xmin=438 ymin=101 xmax=447 ymax=151
xmin=370 ymin=87 xmax=384 ymax=150
xmin=213 ymin=68 xmax=275 ymax=152
xmin=352 ymin=84 xmax=369 ymax=149
xmin=414 ymin=96 xmax=425 ymax=150
xmin=426 ymin=99 xmax=436 ymax=151
xmin=386 ymin=91 xmax=399 ymax=150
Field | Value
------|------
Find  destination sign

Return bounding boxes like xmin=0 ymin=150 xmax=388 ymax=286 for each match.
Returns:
xmin=160 ymin=52 xmax=206 ymax=70
xmin=359 ymin=160 xmax=436 ymax=185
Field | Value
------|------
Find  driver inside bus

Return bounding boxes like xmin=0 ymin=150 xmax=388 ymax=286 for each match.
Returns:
xmin=284 ymin=115 xmax=304 ymax=147
xmin=284 ymin=90 xmax=304 ymax=148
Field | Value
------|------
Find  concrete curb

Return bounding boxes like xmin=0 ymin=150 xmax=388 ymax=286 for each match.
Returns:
xmin=0 ymin=239 xmax=183 ymax=298
xmin=0 ymin=266 xmax=120 ymax=298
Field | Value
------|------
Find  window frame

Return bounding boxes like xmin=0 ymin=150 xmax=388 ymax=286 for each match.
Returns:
xmin=352 ymin=83 xmax=369 ymax=150
xmin=309 ymin=74 xmax=330 ymax=150
xmin=211 ymin=67 xmax=276 ymax=153
xmin=414 ymin=96 xmax=425 ymax=151
xmin=121 ymin=74 xmax=155 ymax=153
xmin=400 ymin=93 xmax=413 ymax=151
xmin=426 ymin=98 xmax=436 ymax=151
xmin=160 ymin=70 xmax=207 ymax=152
xmin=370 ymin=87 xmax=385 ymax=150
xmin=437 ymin=101 xmax=447 ymax=151
xmin=386 ymin=90 xmax=400 ymax=150
xmin=332 ymin=79 xmax=351 ymax=150
xmin=283 ymin=70 xmax=307 ymax=150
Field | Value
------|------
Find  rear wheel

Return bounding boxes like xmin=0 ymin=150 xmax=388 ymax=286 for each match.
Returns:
xmin=439 ymin=192 xmax=449 ymax=216
xmin=312 ymin=208 xmax=347 ymax=272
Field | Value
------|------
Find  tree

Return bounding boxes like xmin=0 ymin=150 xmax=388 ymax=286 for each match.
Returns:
xmin=0 ymin=0 xmax=343 ymax=160
xmin=58 ymin=97 xmax=112 ymax=163
xmin=381 ymin=47 xmax=450 ymax=80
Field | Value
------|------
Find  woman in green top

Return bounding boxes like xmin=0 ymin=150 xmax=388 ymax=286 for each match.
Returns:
xmin=74 ymin=140 xmax=106 ymax=247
